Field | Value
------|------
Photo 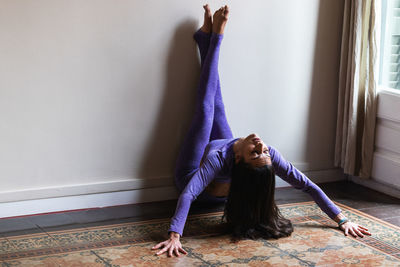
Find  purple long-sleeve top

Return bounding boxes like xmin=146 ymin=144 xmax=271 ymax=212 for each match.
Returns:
xmin=169 ymin=138 xmax=341 ymax=236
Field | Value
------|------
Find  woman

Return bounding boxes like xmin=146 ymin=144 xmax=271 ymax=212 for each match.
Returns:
xmin=152 ymin=5 xmax=371 ymax=258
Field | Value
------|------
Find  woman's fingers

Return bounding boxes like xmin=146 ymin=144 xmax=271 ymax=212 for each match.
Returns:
xmin=354 ymin=228 xmax=364 ymax=238
xmin=179 ymin=247 xmax=188 ymax=254
xmin=349 ymin=228 xmax=357 ymax=237
xmin=360 ymin=228 xmax=372 ymax=235
xmin=174 ymin=248 xmax=180 ymax=257
xmin=358 ymin=224 xmax=371 ymax=235
xmin=341 ymin=222 xmax=372 ymax=238
xmin=156 ymin=245 xmax=170 ymax=255
xmin=152 ymin=241 xmax=166 ymax=250
xmin=344 ymin=227 xmax=349 ymax=236
xmin=359 ymin=227 xmax=371 ymax=235
xmin=152 ymin=240 xmax=187 ymax=257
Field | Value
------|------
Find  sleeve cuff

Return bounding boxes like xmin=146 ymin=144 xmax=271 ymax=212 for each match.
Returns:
xmin=168 ymin=227 xmax=183 ymax=237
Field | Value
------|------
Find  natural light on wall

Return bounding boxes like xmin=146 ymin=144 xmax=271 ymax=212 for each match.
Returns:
xmin=380 ymin=0 xmax=400 ymax=90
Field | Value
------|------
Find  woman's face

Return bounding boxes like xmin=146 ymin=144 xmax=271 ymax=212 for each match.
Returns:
xmin=236 ymin=133 xmax=272 ymax=167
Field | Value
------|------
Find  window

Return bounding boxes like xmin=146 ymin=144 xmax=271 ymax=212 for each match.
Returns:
xmin=379 ymin=0 xmax=400 ymax=90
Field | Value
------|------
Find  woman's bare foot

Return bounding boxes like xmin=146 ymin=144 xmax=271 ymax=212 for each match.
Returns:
xmin=200 ymin=4 xmax=212 ymax=33
xmin=212 ymin=5 xmax=229 ymax=34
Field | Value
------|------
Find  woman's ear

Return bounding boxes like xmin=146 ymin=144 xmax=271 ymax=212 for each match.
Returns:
xmin=235 ymin=154 xmax=241 ymax=164
xmin=233 ymin=139 xmax=242 ymax=164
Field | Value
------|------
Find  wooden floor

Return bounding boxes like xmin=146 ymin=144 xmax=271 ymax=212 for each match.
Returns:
xmin=0 ymin=180 xmax=399 ymax=238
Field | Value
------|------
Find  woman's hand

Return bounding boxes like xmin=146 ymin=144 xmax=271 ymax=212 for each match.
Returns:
xmin=151 ymin=232 xmax=188 ymax=257
xmin=339 ymin=221 xmax=371 ymax=238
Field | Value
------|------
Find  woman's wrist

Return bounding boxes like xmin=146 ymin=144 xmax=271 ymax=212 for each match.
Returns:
xmin=334 ymin=213 xmax=349 ymax=227
xmin=338 ymin=218 xmax=349 ymax=227
xmin=333 ymin=212 xmax=347 ymax=223
xmin=169 ymin=231 xmax=181 ymax=239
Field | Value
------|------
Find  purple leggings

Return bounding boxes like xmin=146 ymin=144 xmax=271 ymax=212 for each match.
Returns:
xmin=171 ymin=31 xmax=342 ymax=220
xmin=174 ymin=30 xmax=233 ymax=194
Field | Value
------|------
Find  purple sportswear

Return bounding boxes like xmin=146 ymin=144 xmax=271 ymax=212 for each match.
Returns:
xmin=169 ymin=31 xmax=341 ymax=237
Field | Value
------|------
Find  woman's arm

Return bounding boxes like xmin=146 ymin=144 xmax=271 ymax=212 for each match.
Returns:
xmin=268 ymin=146 xmax=371 ymax=237
xmin=152 ymin=153 xmax=222 ymax=257
xmin=268 ymin=146 xmax=341 ymax=219
xmin=168 ymin=154 xmax=222 ymax=236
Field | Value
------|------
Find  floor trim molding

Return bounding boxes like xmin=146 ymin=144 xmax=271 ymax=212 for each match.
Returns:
xmin=0 ymin=168 xmax=346 ymax=219
xmin=0 ymin=186 xmax=180 ymax=219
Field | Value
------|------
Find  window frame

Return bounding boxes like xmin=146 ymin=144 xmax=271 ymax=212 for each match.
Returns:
xmin=378 ymin=0 xmax=400 ymax=95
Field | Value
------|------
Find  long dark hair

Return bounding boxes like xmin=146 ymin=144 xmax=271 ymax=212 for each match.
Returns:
xmin=222 ymin=161 xmax=293 ymax=241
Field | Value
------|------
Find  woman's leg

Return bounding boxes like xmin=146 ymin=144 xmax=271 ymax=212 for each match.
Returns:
xmin=175 ymin=7 xmax=229 ymax=189
xmin=193 ymin=29 xmax=211 ymax=69
xmin=211 ymin=83 xmax=233 ymax=141
xmin=193 ymin=12 xmax=233 ymax=141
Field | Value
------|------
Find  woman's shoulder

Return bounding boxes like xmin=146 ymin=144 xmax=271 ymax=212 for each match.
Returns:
xmin=208 ymin=138 xmax=235 ymax=146
xmin=203 ymin=150 xmax=223 ymax=165
xmin=208 ymin=138 xmax=239 ymax=151
xmin=199 ymin=138 xmax=237 ymax=168
xmin=206 ymin=138 xmax=236 ymax=158
xmin=267 ymin=145 xmax=278 ymax=156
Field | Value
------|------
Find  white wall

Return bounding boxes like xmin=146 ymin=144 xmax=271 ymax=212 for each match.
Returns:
xmin=0 ymin=0 xmax=345 ymax=207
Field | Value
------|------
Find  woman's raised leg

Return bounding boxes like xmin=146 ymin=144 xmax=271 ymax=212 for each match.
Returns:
xmin=193 ymin=5 xmax=212 ymax=67
xmin=194 ymin=6 xmax=233 ymax=141
xmin=210 ymin=81 xmax=233 ymax=141
xmin=175 ymin=6 xmax=229 ymax=189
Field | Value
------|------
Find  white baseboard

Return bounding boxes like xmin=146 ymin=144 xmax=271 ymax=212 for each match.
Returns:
xmin=0 ymin=176 xmax=174 ymax=203
xmin=276 ymin=168 xmax=347 ymax=187
xmin=0 ymin=168 xmax=346 ymax=219
xmin=0 ymin=186 xmax=180 ymax=219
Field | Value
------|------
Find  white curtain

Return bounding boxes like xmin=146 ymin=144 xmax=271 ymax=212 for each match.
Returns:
xmin=335 ymin=0 xmax=379 ymax=178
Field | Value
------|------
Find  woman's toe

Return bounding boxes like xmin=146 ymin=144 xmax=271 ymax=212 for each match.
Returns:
xmin=224 ymin=6 xmax=229 ymax=15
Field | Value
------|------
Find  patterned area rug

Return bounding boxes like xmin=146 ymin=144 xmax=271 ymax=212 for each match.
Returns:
xmin=1 ymin=201 xmax=399 ymax=266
